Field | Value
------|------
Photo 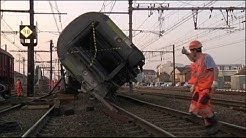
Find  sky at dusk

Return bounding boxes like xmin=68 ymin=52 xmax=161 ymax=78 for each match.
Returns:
xmin=0 ymin=1 xmax=245 ymax=78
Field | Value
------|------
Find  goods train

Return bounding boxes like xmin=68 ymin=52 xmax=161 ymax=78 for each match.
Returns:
xmin=0 ymin=48 xmax=14 ymax=98
xmin=57 ymin=12 xmax=145 ymax=98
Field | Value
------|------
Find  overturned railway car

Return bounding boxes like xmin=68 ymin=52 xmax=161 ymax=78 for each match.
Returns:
xmin=57 ymin=12 xmax=145 ymax=98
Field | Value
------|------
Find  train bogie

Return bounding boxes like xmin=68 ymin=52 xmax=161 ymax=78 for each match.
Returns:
xmin=57 ymin=12 xmax=145 ymax=97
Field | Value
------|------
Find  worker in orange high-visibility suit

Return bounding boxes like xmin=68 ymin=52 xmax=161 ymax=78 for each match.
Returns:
xmin=188 ymin=62 xmax=197 ymax=92
xmin=16 ymin=78 xmax=23 ymax=97
xmin=182 ymin=40 xmax=220 ymax=136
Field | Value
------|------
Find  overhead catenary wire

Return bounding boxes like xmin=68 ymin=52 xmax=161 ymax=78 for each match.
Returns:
xmin=142 ymin=1 xmax=244 ymax=52
xmin=137 ymin=1 xmax=217 ymax=50
xmin=134 ymin=1 xmax=190 ymax=46
xmin=1 ymin=18 xmax=22 ymax=50
xmin=171 ymin=11 xmax=244 ymax=52
xmin=48 ymin=1 xmax=60 ymax=34
xmin=143 ymin=3 xmax=244 ymax=65
xmin=1 ymin=1 xmax=244 ymax=71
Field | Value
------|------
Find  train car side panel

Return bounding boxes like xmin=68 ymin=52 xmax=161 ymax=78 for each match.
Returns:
xmin=0 ymin=48 xmax=14 ymax=98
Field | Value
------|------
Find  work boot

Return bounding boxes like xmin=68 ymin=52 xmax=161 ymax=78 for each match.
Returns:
xmin=206 ymin=122 xmax=222 ymax=135
xmin=205 ymin=115 xmax=222 ymax=135
xmin=185 ymin=113 xmax=200 ymax=123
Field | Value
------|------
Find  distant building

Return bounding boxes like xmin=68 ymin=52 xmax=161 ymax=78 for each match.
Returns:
xmin=231 ymin=66 xmax=246 ymax=90
xmin=157 ymin=72 xmax=171 ymax=82
xmin=217 ymin=64 xmax=244 ymax=88
xmin=168 ymin=64 xmax=245 ymax=89
xmin=217 ymin=64 xmax=243 ymax=71
xmin=174 ymin=65 xmax=191 ymax=82
xmin=157 ymin=61 xmax=183 ymax=75
xmin=156 ymin=61 xmax=184 ymax=82
xmin=142 ymin=69 xmax=156 ymax=84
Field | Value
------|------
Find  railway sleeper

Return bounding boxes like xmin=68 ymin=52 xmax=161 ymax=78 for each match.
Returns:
xmin=154 ymin=120 xmax=183 ymax=126
xmin=39 ymin=129 xmax=55 ymax=134
xmin=153 ymin=117 xmax=178 ymax=122
xmin=123 ymin=121 xmax=136 ymax=127
xmin=127 ymin=129 xmax=149 ymax=135
xmin=37 ymin=133 xmax=54 ymax=137
xmin=124 ymin=125 xmax=142 ymax=131
xmin=136 ymin=133 xmax=154 ymax=137
xmin=172 ymin=129 xmax=206 ymax=135
xmin=165 ymin=125 xmax=205 ymax=131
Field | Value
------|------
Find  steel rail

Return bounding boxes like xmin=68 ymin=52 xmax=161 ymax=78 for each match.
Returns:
xmin=109 ymin=102 xmax=175 ymax=137
xmin=130 ymin=90 xmax=246 ymax=111
xmin=116 ymin=94 xmax=246 ymax=137
xmin=21 ymin=105 xmax=55 ymax=137
xmin=0 ymin=104 xmax=23 ymax=114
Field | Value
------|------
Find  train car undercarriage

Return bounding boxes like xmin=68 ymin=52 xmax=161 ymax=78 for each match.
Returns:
xmin=57 ymin=12 xmax=145 ymax=100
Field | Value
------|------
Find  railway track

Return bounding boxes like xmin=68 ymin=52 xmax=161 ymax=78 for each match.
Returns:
xmin=1 ymin=88 xmax=244 ymax=137
xmin=109 ymin=94 xmax=246 ymax=137
xmin=133 ymin=87 xmax=246 ymax=96
xmin=0 ymin=93 xmax=54 ymax=114
xmin=0 ymin=106 xmax=50 ymax=137
xmin=0 ymin=94 xmax=55 ymax=137
xmin=22 ymin=105 xmax=58 ymax=137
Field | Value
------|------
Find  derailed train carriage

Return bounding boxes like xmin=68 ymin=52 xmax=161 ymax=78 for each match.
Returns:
xmin=57 ymin=12 xmax=145 ymax=98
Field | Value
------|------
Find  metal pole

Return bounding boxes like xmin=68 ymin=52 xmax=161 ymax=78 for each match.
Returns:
xmin=128 ymin=0 xmax=133 ymax=92
xmin=58 ymin=59 xmax=60 ymax=80
xmin=23 ymin=57 xmax=25 ymax=84
xmin=18 ymin=54 xmax=21 ymax=73
xmin=50 ymin=40 xmax=53 ymax=90
xmin=172 ymin=45 xmax=175 ymax=86
xmin=0 ymin=0 xmax=1 ymax=49
xmin=129 ymin=0 xmax=133 ymax=41
xmin=27 ymin=0 xmax=34 ymax=96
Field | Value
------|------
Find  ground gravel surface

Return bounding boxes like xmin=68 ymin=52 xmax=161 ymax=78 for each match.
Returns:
xmin=133 ymin=87 xmax=246 ymax=102
xmin=0 ymin=107 xmax=47 ymax=137
xmin=52 ymin=92 xmax=132 ymax=137
xmin=2 ymin=88 xmax=244 ymax=137
xmin=119 ymin=90 xmax=246 ymax=127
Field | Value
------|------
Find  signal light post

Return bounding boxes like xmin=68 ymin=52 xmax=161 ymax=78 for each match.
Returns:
xmin=28 ymin=0 xmax=35 ymax=96
xmin=1 ymin=1 xmax=66 ymax=96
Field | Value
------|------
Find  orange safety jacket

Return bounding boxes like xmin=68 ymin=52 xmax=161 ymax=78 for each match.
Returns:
xmin=16 ymin=80 xmax=23 ymax=92
xmin=192 ymin=53 xmax=214 ymax=91
xmin=188 ymin=62 xmax=197 ymax=84
xmin=16 ymin=80 xmax=21 ymax=89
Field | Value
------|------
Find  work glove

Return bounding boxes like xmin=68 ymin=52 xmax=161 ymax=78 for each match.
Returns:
xmin=190 ymin=84 xmax=195 ymax=93
xmin=211 ymin=81 xmax=218 ymax=92
xmin=182 ymin=47 xmax=189 ymax=55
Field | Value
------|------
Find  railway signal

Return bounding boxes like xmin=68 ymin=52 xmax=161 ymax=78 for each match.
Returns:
xmin=19 ymin=25 xmax=38 ymax=46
